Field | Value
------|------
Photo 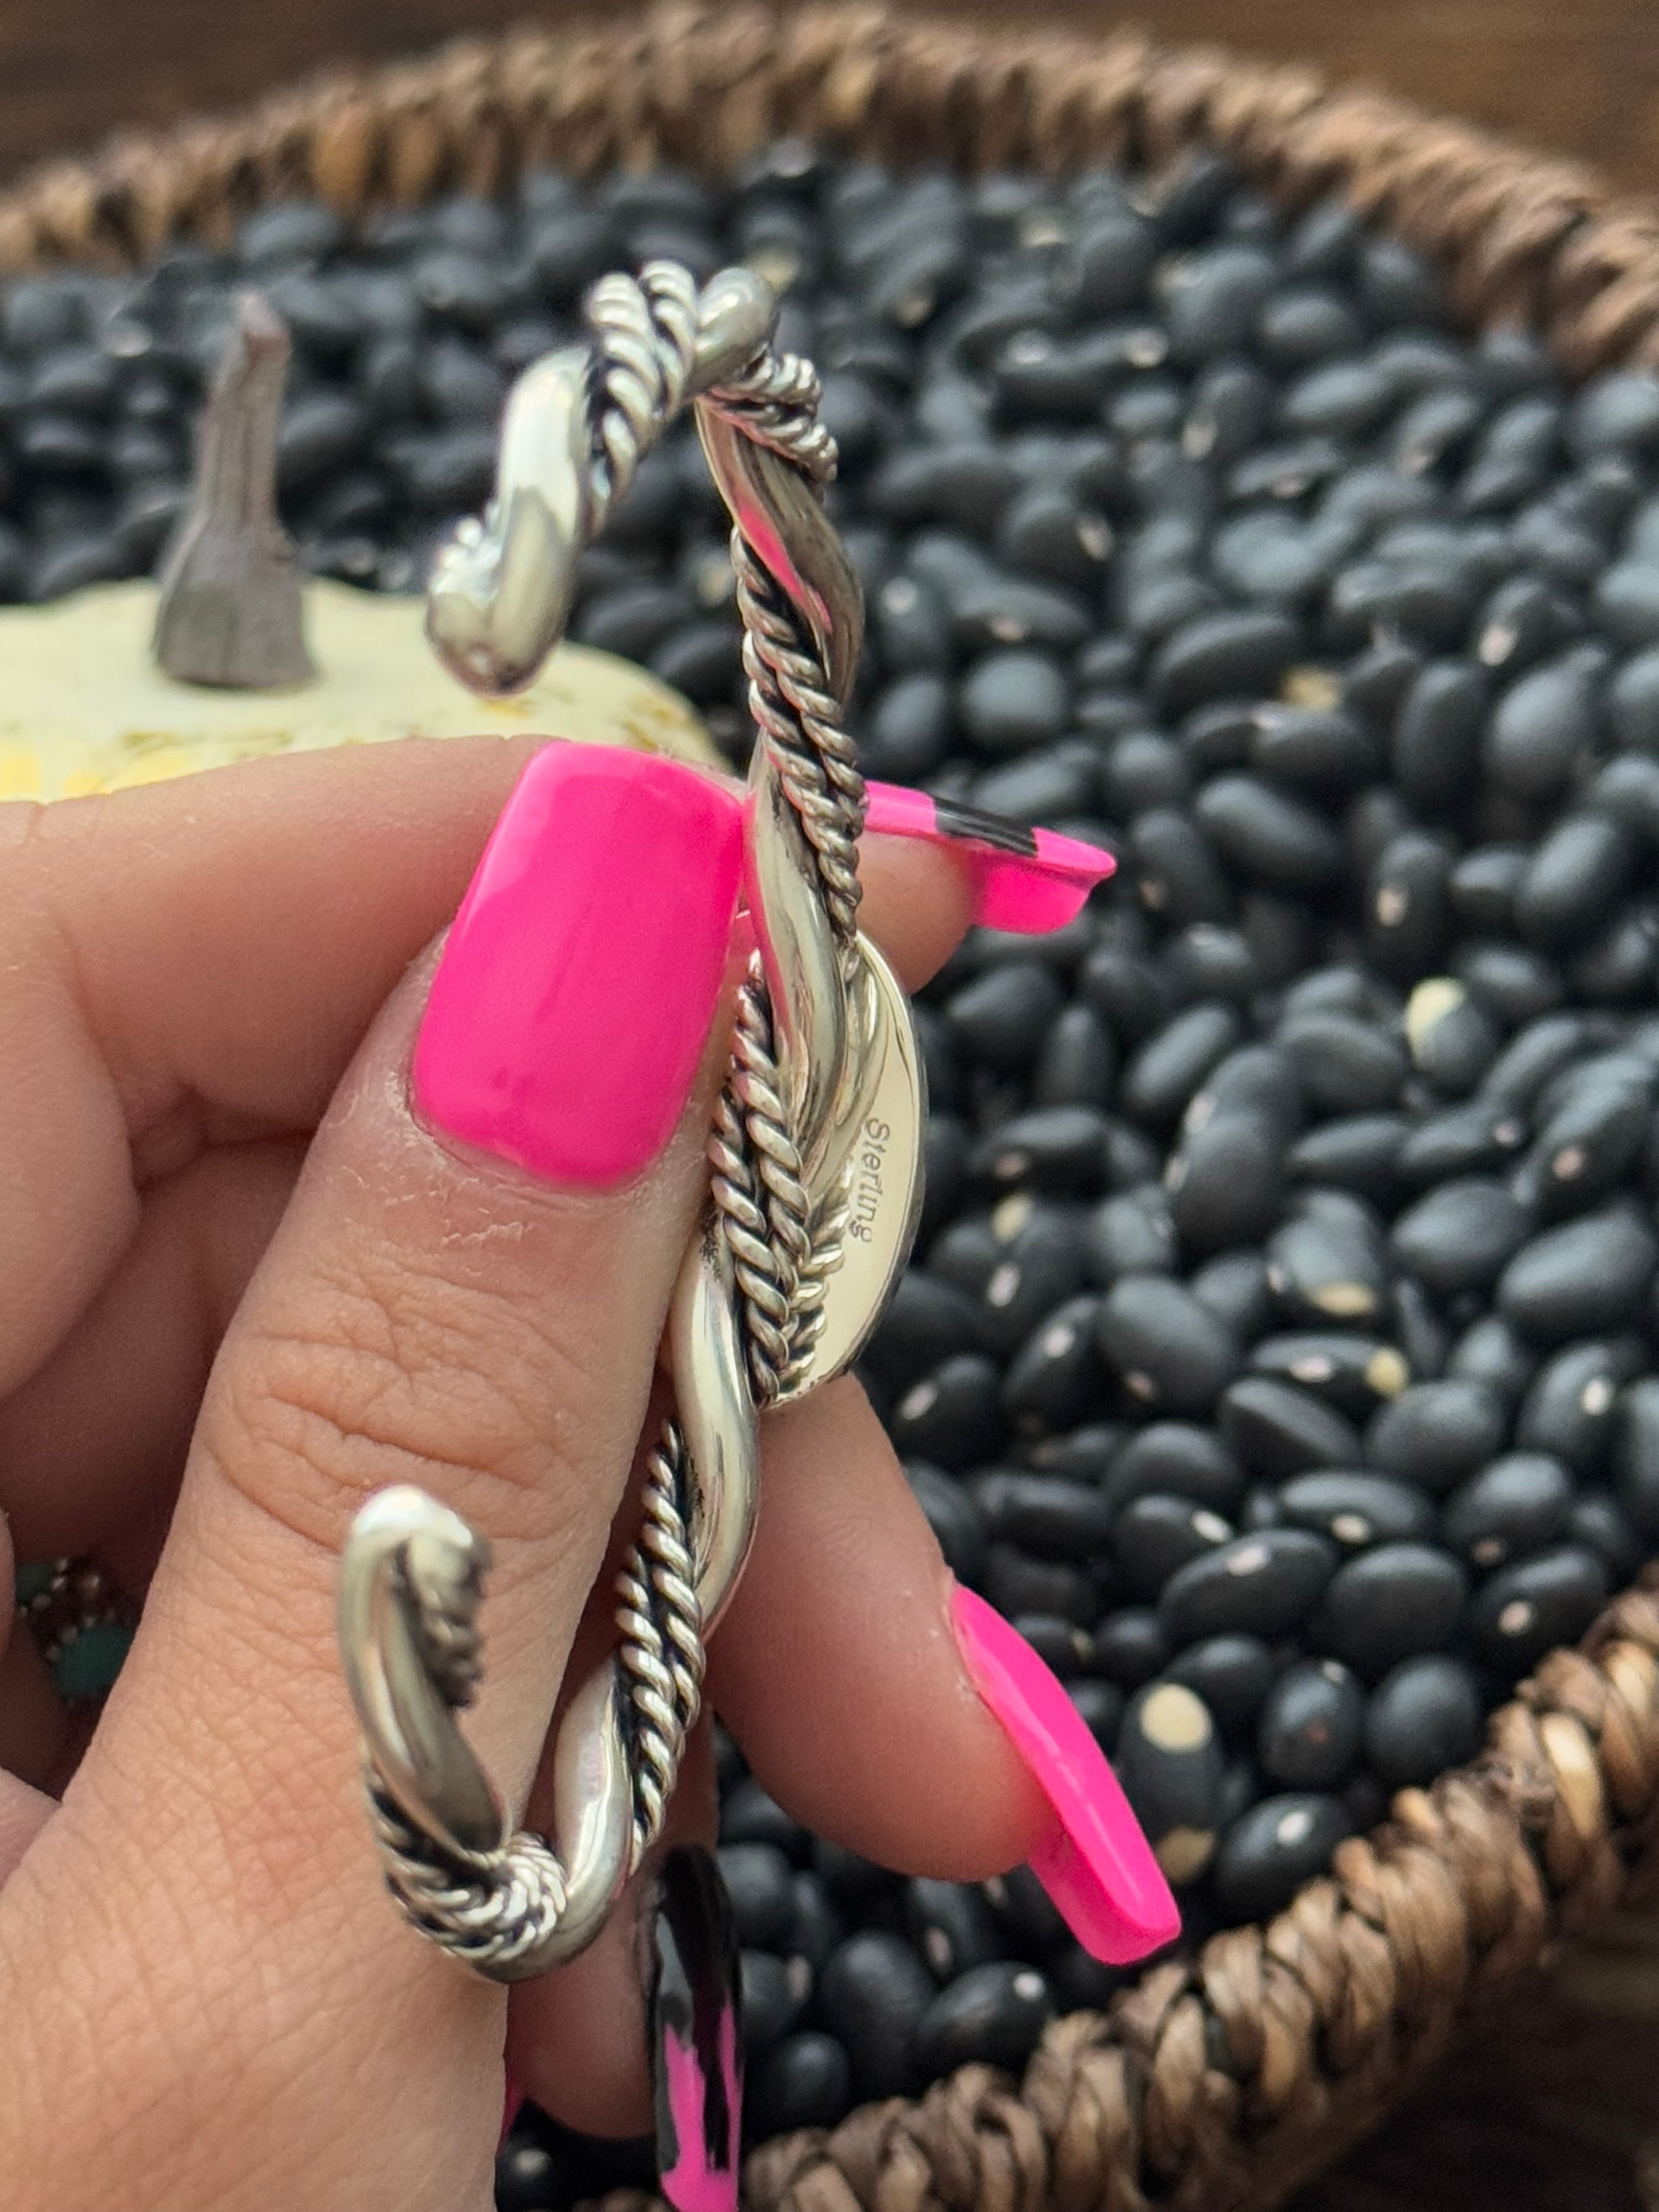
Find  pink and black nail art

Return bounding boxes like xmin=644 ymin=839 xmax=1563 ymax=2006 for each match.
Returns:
xmin=862 ymin=782 xmax=1115 ymax=932
xmin=651 ymin=1847 xmax=744 ymax=2212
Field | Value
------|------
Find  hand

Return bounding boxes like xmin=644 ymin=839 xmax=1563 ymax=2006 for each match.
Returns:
xmin=0 ymin=738 xmax=1169 ymax=2211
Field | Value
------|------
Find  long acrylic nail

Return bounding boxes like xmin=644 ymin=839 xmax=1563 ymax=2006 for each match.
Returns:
xmin=949 ymin=1585 xmax=1180 ymax=1964
xmin=414 ymin=745 xmax=743 ymax=1188
xmin=650 ymin=1846 xmax=743 ymax=2212
xmin=864 ymin=782 xmax=1115 ymax=933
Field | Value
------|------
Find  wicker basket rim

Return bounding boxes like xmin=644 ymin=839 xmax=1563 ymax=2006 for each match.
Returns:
xmin=10 ymin=12 xmax=1659 ymax=2212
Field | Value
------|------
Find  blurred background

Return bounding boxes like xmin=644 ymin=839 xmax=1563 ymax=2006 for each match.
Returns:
xmin=0 ymin=0 xmax=1656 ymax=191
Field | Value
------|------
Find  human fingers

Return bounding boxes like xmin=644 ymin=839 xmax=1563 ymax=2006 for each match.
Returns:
xmin=708 ymin=1379 xmax=1178 ymax=1961
xmin=0 ymin=746 xmax=744 ymax=2212
xmin=0 ymin=733 xmax=540 ymax=1404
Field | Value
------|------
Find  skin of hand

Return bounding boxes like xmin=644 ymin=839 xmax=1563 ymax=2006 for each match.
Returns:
xmin=0 ymin=736 xmax=1064 ymax=2212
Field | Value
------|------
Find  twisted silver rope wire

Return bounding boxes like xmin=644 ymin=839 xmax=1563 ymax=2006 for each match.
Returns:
xmin=345 ymin=261 xmax=868 ymax=1973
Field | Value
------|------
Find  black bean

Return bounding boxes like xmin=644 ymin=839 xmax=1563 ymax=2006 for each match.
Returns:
xmin=1098 ymin=1275 xmax=1240 ymax=1417
xmin=236 ymin=199 xmax=344 ymax=267
xmin=1308 ymin=1543 xmax=1468 ymax=1680
xmin=1497 ymin=1204 xmax=1659 ymax=1341
xmin=819 ymin=1932 xmax=935 ymax=2098
xmin=1214 ymin=1792 xmax=1352 ymax=1921
xmin=1064 ymin=213 xmax=1158 ymax=314
xmin=1363 ymin=1654 xmax=1485 ymax=1786
xmin=1565 ymin=1493 xmax=1643 ymax=1581
xmin=1107 ymin=731 xmax=1193 ymax=820
xmin=1091 ymin=1606 xmax=1173 ymax=1686
xmin=1164 ymin=1633 xmax=1276 ymax=1739
xmin=749 ymin=2032 xmax=853 ymax=2137
xmin=1364 ymin=1380 xmax=1507 ymax=1494
xmin=1610 ymin=645 xmax=1659 ymax=750
xmin=1163 ymin=1111 xmax=1285 ymax=1256
xmin=1193 ymin=773 xmax=1344 ymax=890
xmin=1515 ymin=1336 xmax=1645 ymax=1474
xmin=1031 ymin=1006 xmax=1118 ymax=1111
xmin=915 ymin=1962 xmax=1055 ymax=2079
xmin=1613 ymin=1377 xmax=1659 ymax=1538
xmin=970 ymin=1469 xmax=1114 ymax=1559
xmin=958 ymin=650 xmax=1071 ymax=754
xmin=1449 ymin=842 xmax=1527 ymax=933
xmin=874 ymin=572 xmax=955 ymax=672
xmin=1116 ymin=1680 xmax=1227 ymax=1881
xmin=1164 ymin=244 xmax=1279 ymax=362
xmin=1112 ymin=1492 xmax=1234 ymax=1598
xmin=1127 ymin=809 xmax=1234 ymax=928
xmin=1484 ymin=651 xmax=1602 ymax=802
xmin=1285 ymin=1114 xmax=1407 ymax=1200
xmin=1513 ymin=814 xmax=1639 ymax=951
xmin=1455 ymin=941 xmax=1564 ymax=1028
xmin=741 ymin=1949 xmax=806 ymax=2060
xmin=1104 ymin=1424 xmax=1245 ymax=1515
xmin=719 ymin=1843 xmax=796 ymax=1949
xmin=1121 ymin=1002 xmax=1242 ymax=1128
xmin=1570 ymin=370 xmax=1659 ymax=456
xmin=381 ymin=423 xmax=496 ymax=510
xmin=1249 ymin=1331 xmax=1409 ymax=1416
xmin=983 ymin=1547 xmax=1094 ymax=1627
xmin=1149 ymin=609 xmax=1300 ymax=715
xmin=1159 ymin=1527 xmax=1338 ymax=1643
xmin=1276 ymin=1013 xmax=1406 ymax=1119
xmin=1402 ymin=977 xmax=1501 ymax=1094
xmin=1441 ymin=1453 xmax=1572 ymax=1569
xmin=1467 ymin=1545 xmax=1610 ymax=1670
xmin=947 ymin=960 xmax=1064 ymax=1071
xmin=1278 ymin=1469 xmax=1436 ymax=1549
xmin=888 ymin=1352 xmax=1005 ymax=1468
xmin=1189 ymin=1250 xmax=1274 ymax=1341
xmin=1191 ymin=1042 xmax=1304 ymax=1137
xmin=865 ymin=673 xmax=952 ymax=780
xmin=1068 ymin=1677 xmax=1126 ymax=1751
xmin=1085 ymin=1186 xmax=1181 ymax=1283
xmin=1393 ymin=1101 xmax=1523 ymax=1189
xmin=1257 ymin=1657 xmax=1364 ymax=1787
xmin=1265 ymin=1203 xmax=1390 ymax=1327
xmin=1390 ymin=1176 xmax=1531 ymax=1294
xmin=1218 ymin=1376 xmax=1365 ymax=1480
xmin=968 ymin=1206 xmax=1091 ymax=1356
xmin=967 ymin=1105 xmax=1104 ymax=1195
xmin=721 ymin=1779 xmax=810 ymax=1861
xmin=873 ymin=443 xmax=1016 ymax=534
xmin=903 ymin=1877 xmax=1003 ymax=1986
xmin=1164 ymin=922 xmax=1261 ymax=1005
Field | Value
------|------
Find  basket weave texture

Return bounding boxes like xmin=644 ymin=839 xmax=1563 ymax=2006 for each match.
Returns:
xmin=11 ymin=9 xmax=1659 ymax=2210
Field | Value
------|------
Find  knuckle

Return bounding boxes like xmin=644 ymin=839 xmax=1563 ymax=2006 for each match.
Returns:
xmin=200 ymin=1232 xmax=599 ymax=1559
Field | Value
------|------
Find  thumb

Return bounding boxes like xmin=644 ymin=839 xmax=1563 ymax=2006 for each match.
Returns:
xmin=0 ymin=745 xmax=742 ymax=2212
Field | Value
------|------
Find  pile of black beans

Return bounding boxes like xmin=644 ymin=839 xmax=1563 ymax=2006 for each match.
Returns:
xmin=12 ymin=140 xmax=1659 ymax=2206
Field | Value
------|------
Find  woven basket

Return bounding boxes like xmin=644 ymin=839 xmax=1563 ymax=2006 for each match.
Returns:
xmin=11 ymin=9 xmax=1659 ymax=2210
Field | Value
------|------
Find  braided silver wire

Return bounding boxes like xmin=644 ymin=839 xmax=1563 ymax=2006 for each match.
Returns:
xmin=731 ymin=537 xmax=866 ymax=961
xmin=346 ymin=259 xmax=873 ymax=1979
xmin=368 ymin=1773 xmax=571 ymax=1973
xmin=615 ymin=1419 xmax=706 ymax=1859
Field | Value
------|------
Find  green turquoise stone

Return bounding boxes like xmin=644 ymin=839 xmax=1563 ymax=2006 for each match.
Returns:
xmin=13 ymin=1561 xmax=54 ymax=1607
xmin=50 ymin=1619 xmax=133 ymax=1702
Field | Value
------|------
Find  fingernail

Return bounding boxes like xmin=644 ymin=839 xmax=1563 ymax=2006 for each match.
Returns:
xmin=650 ymin=1846 xmax=743 ymax=2212
xmin=414 ymin=746 xmax=743 ymax=1188
xmin=949 ymin=1584 xmax=1180 ymax=1965
xmin=864 ymin=782 xmax=1115 ymax=933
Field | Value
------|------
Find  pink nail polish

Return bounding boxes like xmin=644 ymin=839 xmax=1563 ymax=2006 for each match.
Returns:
xmin=864 ymin=782 xmax=1115 ymax=933
xmin=500 ymin=2072 xmax=524 ymax=2145
xmin=950 ymin=1584 xmax=1180 ymax=1965
xmin=414 ymin=745 xmax=743 ymax=1188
